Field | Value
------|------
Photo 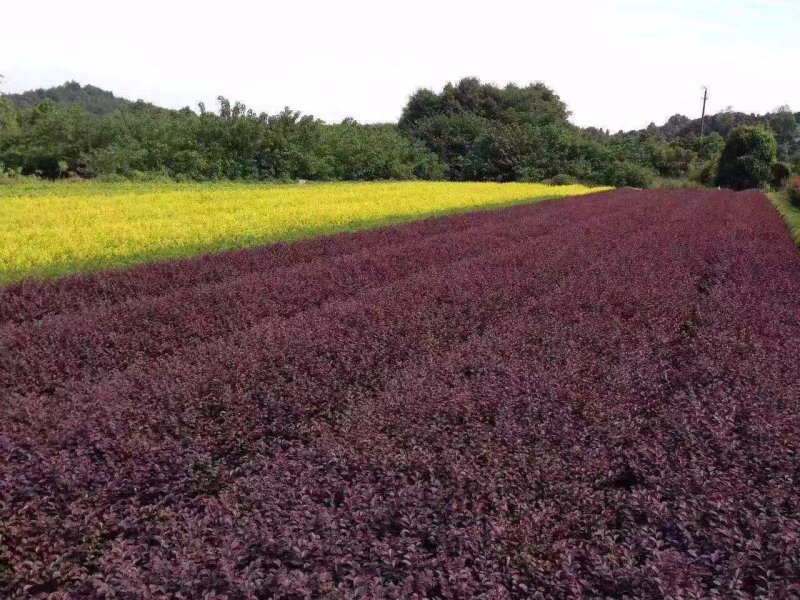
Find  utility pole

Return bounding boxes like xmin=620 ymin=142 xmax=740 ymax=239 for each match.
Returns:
xmin=700 ymin=86 xmax=708 ymax=140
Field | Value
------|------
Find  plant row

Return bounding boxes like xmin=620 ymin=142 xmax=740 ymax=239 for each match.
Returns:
xmin=2 ymin=189 xmax=799 ymax=598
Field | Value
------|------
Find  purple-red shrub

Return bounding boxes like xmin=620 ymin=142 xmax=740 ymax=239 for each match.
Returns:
xmin=2 ymin=188 xmax=800 ymax=599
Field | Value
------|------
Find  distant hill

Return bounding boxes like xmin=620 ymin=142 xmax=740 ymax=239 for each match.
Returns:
xmin=647 ymin=110 xmax=800 ymax=162
xmin=584 ymin=109 xmax=800 ymax=164
xmin=5 ymin=81 xmax=160 ymax=115
xmin=644 ymin=111 xmax=788 ymax=139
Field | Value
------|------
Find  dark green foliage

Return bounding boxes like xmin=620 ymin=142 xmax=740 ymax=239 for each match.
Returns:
xmin=5 ymin=81 xmax=137 ymax=115
xmin=717 ymin=125 xmax=778 ymax=190
xmin=1 ymin=79 xmax=797 ymax=187
xmin=315 ymin=121 xmax=445 ymax=180
xmin=0 ymin=96 xmax=19 ymax=139
xmin=772 ymin=162 xmax=791 ymax=189
xmin=9 ymin=99 xmax=95 ymax=178
xmin=546 ymin=174 xmax=578 ymax=185
xmin=653 ymin=110 xmax=764 ymax=141
xmin=690 ymin=132 xmax=725 ymax=162
xmin=768 ymin=106 xmax=800 ymax=161
xmin=397 ymin=78 xmax=738 ymax=187
xmin=399 ymin=78 xmax=574 ymax=182
xmin=788 ymin=177 xmax=800 ymax=208
xmin=0 ymin=95 xmax=443 ymax=182
xmin=693 ymin=159 xmax=719 ymax=187
xmin=647 ymin=109 xmax=799 ymax=163
xmin=604 ymin=161 xmax=655 ymax=188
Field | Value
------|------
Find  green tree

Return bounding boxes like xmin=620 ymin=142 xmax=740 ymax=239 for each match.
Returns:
xmin=317 ymin=121 xmax=443 ymax=181
xmin=772 ymin=162 xmax=791 ymax=189
xmin=399 ymin=78 xmax=572 ymax=182
xmin=5 ymin=99 xmax=93 ymax=176
xmin=0 ymin=96 xmax=19 ymax=139
xmin=690 ymin=132 xmax=724 ymax=162
xmin=768 ymin=106 xmax=799 ymax=161
xmin=717 ymin=125 xmax=777 ymax=190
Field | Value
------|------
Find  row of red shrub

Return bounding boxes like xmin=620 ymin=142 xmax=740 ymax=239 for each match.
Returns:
xmin=2 ymin=189 xmax=800 ymax=598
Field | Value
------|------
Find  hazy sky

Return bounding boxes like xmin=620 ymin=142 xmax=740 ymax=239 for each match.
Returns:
xmin=2 ymin=0 xmax=797 ymax=131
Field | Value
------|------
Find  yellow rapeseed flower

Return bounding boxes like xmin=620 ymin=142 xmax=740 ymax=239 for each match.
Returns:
xmin=0 ymin=180 xmax=608 ymax=283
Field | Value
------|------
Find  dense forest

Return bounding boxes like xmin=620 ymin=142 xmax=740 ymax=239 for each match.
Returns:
xmin=1 ymin=79 xmax=798 ymax=188
xmin=5 ymin=81 xmax=138 ymax=114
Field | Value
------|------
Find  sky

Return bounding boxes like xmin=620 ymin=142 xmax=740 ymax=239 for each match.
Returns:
xmin=2 ymin=0 xmax=797 ymax=131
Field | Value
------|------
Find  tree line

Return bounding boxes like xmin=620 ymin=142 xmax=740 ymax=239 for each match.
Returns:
xmin=1 ymin=78 xmax=797 ymax=190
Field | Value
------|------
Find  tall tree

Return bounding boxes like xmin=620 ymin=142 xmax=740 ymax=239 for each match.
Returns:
xmin=717 ymin=125 xmax=777 ymax=190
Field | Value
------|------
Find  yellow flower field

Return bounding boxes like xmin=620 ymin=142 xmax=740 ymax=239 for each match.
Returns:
xmin=0 ymin=180 xmax=607 ymax=283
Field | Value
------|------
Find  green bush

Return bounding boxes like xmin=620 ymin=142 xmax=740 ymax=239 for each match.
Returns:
xmin=652 ymin=177 xmax=701 ymax=190
xmin=691 ymin=158 xmax=718 ymax=186
xmin=546 ymin=174 xmax=578 ymax=185
xmin=788 ymin=177 xmax=800 ymax=208
xmin=316 ymin=122 xmax=445 ymax=181
xmin=717 ymin=125 xmax=778 ymax=190
xmin=605 ymin=161 xmax=655 ymax=188
xmin=772 ymin=162 xmax=791 ymax=189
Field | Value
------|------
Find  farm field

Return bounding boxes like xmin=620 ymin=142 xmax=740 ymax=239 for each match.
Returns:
xmin=0 ymin=180 xmax=602 ymax=284
xmin=2 ymin=188 xmax=800 ymax=597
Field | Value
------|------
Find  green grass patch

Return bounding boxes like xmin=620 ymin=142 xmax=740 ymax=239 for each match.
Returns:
xmin=769 ymin=191 xmax=800 ymax=244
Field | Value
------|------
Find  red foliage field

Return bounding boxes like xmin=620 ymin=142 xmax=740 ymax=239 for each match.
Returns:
xmin=2 ymin=188 xmax=800 ymax=598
